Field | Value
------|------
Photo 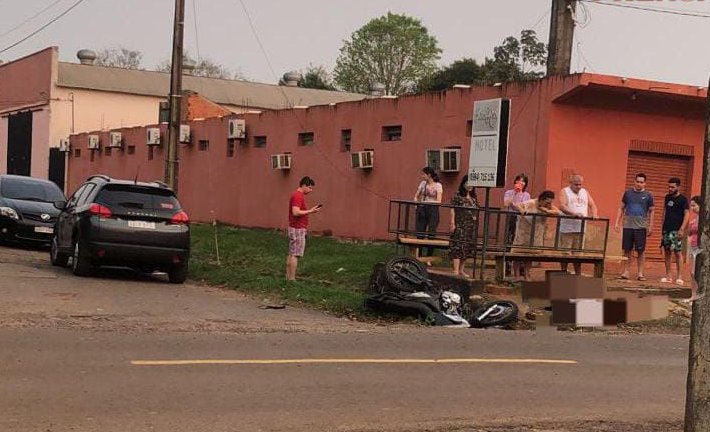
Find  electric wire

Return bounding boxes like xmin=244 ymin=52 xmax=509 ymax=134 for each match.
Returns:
xmin=0 ymin=0 xmax=65 ymax=40
xmin=191 ymin=0 xmax=201 ymax=61
xmin=581 ymin=0 xmax=710 ymax=19
xmin=0 ymin=0 xmax=86 ymax=55
xmin=236 ymin=0 xmax=391 ymax=201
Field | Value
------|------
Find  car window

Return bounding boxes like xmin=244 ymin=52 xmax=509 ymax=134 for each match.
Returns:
xmin=0 ymin=177 xmax=65 ymax=203
xmin=96 ymin=185 xmax=182 ymax=211
xmin=67 ymin=185 xmax=87 ymax=208
xmin=76 ymin=184 xmax=96 ymax=207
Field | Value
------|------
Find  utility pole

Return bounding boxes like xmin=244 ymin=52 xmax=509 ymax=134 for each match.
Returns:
xmin=546 ymin=0 xmax=576 ymax=76
xmin=165 ymin=0 xmax=185 ymax=193
xmin=684 ymin=77 xmax=710 ymax=432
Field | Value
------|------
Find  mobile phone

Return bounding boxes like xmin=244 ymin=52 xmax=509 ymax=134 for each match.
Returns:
xmin=315 ymin=204 xmax=323 ymax=209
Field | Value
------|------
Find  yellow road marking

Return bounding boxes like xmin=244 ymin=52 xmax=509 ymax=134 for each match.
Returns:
xmin=131 ymin=358 xmax=577 ymax=366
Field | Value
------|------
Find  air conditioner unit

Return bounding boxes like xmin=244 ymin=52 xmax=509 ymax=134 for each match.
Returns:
xmin=88 ymin=135 xmax=100 ymax=150
xmin=59 ymin=138 xmax=70 ymax=153
xmin=146 ymin=128 xmax=161 ymax=146
xmin=441 ymin=148 xmax=461 ymax=172
xmin=109 ymin=131 xmax=123 ymax=148
xmin=179 ymin=125 xmax=191 ymax=144
xmin=271 ymin=153 xmax=292 ymax=170
xmin=228 ymin=118 xmax=246 ymax=139
xmin=351 ymin=150 xmax=374 ymax=169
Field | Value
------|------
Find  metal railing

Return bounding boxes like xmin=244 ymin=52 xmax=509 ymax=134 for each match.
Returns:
xmin=388 ymin=199 xmax=610 ymax=278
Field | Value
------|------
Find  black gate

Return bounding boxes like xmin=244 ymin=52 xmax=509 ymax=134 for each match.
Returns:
xmin=7 ymin=111 xmax=32 ymax=176
xmin=48 ymin=148 xmax=66 ymax=191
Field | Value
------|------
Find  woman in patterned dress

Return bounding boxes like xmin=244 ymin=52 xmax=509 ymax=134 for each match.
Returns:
xmin=449 ymin=175 xmax=479 ymax=277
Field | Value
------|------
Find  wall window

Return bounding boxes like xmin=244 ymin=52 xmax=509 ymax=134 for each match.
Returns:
xmin=199 ymin=140 xmax=209 ymax=151
xmin=227 ymin=141 xmax=235 ymax=157
xmin=382 ymin=125 xmax=402 ymax=142
xmin=127 ymin=145 xmax=136 ymax=155
xmin=466 ymin=120 xmax=473 ymax=137
xmin=74 ymin=149 xmax=81 ymax=158
xmin=254 ymin=136 xmax=267 ymax=148
xmin=298 ymin=132 xmax=314 ymax=146
xmin=341 ymin=129 xmax=352 ymax=152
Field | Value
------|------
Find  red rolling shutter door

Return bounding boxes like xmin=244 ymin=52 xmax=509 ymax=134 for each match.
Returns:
xmin=625 ymin=151 xmax=691 ymax=261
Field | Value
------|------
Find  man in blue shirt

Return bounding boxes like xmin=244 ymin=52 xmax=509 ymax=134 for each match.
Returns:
xmin=614 ymin=173 xmax=655 ymax=281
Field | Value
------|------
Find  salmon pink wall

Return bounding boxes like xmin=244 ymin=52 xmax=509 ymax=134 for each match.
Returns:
xmin=68 ymin=82 xmax=555 ymax=240
xmin=547 ymin=102 xmax=704 ymax=253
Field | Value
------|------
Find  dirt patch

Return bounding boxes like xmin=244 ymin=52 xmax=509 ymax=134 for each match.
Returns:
xmin=353 ymin=419 xmax=682 ymax=432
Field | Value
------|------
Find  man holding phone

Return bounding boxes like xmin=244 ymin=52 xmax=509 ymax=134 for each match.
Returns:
xmin=286 ymin=176 xmax=321 ymax=281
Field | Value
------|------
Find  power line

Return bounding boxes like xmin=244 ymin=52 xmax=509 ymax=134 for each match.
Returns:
xmin=0 ymin=0 xmax=65 ymax=40
xmin=236 ymin=0 xmax=390 ymax=201
xmin=0 ymin=0 xmax=87 ymax=55
xmin=191 ymin=0 xmax=201 ymax=61
xmin=530 ymin=9 xmax=549 ymax=32
xmin=581 ymin=0 xmax=710 ymax=19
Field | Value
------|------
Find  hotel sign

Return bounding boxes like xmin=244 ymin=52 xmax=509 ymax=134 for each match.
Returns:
xmin=468 ymin=98 xmax=510 ymax=188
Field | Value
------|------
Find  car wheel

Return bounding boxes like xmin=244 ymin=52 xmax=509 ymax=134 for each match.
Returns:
xmin=72 ymin=238 xmax=93 ymax=276
xmin=168 ymin=263 xmax=188 ymax=284
xmin=50 ymin=237 xmax=69 ymax=267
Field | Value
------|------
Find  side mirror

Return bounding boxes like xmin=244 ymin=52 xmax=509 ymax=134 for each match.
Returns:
xmin=54 ymin=200 xmax=67 ymax=211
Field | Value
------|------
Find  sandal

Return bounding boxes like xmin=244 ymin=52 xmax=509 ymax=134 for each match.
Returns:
xmin=661 ymin=277 xmax=672 ymax=283
xmin=676 ymin=279 xmax=684 ymax=286
xmin=637 ymin=276 xmax=647 ymax=281
xmin=617 ymin=274 xmax=630 ymax=280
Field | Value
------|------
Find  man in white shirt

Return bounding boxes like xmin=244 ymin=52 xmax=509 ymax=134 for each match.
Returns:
xmin=559 ymin=174 xmax=599 ymax=275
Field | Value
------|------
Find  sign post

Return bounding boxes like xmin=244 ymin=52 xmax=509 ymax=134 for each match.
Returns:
xmin=469 ymin=98 xmax=510 ymax=279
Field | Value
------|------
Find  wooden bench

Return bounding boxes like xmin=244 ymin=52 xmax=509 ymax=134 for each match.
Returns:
xmin=488 ymin=251 xmax=622 ymax=279
xmin=396 ymin=236 xmax=449 ymax=264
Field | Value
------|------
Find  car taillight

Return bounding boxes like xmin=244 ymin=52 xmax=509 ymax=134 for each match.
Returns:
xmin=89 ymin=203 xmax=112 ymax=218
xmin=171 ymin=211 xmax=189 ymax=225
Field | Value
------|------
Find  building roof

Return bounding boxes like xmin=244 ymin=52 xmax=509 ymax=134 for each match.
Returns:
xmin=56 ymin=62 xmax=366 ymax=110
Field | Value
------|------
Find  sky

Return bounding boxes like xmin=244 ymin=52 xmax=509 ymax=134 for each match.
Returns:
xmin=2 ymin=0 xmax=710 ymax=86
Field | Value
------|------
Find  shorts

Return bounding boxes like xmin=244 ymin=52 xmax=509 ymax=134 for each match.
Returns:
xmin=560 ymin=232 xmax=584 ymax=250
xmin=622 ymin=228 xmax=647 ymax=253
xmin=690 ymin=246 xmax=701 ymax=259
xmin=661 ymin=230 xmax=682 ymax=253
xmin=288 ymin=227 xmax=307 ymax=257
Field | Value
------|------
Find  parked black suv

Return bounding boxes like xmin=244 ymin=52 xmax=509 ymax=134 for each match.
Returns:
xmin=0 ymin=174 xmax=65 ymax=245
xmin=50 ymin=175 xmax=190 ymax=283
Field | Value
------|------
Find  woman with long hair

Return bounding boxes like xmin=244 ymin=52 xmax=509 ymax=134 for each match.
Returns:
xmin=448 ymin=174 xmax=479 ymax=277
xmin=413 ymin=166 xmax=443 ymax=259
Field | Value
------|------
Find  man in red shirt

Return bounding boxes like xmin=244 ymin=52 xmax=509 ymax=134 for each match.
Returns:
xmin=287 ymin=176 xmax=320 ymax=281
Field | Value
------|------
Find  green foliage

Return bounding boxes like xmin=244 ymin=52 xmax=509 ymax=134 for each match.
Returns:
xmin=300 ymin=65 xmax=336 ymax=90
xmin=334 ymin=12 xmax=441 ymax=95
xmin=417 ymin=29 xmax=547 ymax=93
xmin=189 ymin=225 xmax=394 ymax=315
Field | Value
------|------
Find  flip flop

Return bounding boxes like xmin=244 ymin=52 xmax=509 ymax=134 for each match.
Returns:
xmin=617 ymin=275 xmax=630 ymax=280
xmin=637 ymin=276 xmax=647 ymax=281
xmin=676 ymin=279 xmax=685 ymax=286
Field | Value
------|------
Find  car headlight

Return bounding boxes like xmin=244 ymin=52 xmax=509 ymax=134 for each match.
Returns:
xmin=0 ymin=207 xmax=19 ymax=221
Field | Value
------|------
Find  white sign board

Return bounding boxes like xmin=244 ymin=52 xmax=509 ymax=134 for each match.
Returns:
xmin=468 ymin=98 xmax=510 ymax=188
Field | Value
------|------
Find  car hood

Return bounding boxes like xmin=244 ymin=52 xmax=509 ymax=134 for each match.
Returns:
xmin=0 ymin=198 xmax=61 ymax=216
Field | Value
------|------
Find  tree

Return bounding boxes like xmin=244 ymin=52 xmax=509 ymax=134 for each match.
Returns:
xmin=334 ymin=12 xmax=441 ymax=95
xmin=300 ymin=65 xmax=336 ymax=90
xmin=156 ymin=54 xmax=245 ymax=80
xmin=417 ymin=29 xmax=547 ymax=93
xmin=95 ymin=47 xmax=143 ymax=69
xmin=483 ymin=29 xmax=547 ymax=83
xmin=417 ymin=58 xmax=485 ymax=92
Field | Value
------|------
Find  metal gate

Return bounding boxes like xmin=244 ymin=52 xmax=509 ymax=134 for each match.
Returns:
xmin=48 ymin=147 xmax=66 ymax=192
xmin=6 ymin=111 xmax=32 ymax=176
xmin=625 ymin=151 xmax=692 ymax=261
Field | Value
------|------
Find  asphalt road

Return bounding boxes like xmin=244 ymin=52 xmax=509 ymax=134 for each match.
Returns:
xmin=0 ymin=245 xmax=690 ymax=432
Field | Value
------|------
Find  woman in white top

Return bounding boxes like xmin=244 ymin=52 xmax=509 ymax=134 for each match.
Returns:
xmin=413 ymin=167 xmax=443 ymax=258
